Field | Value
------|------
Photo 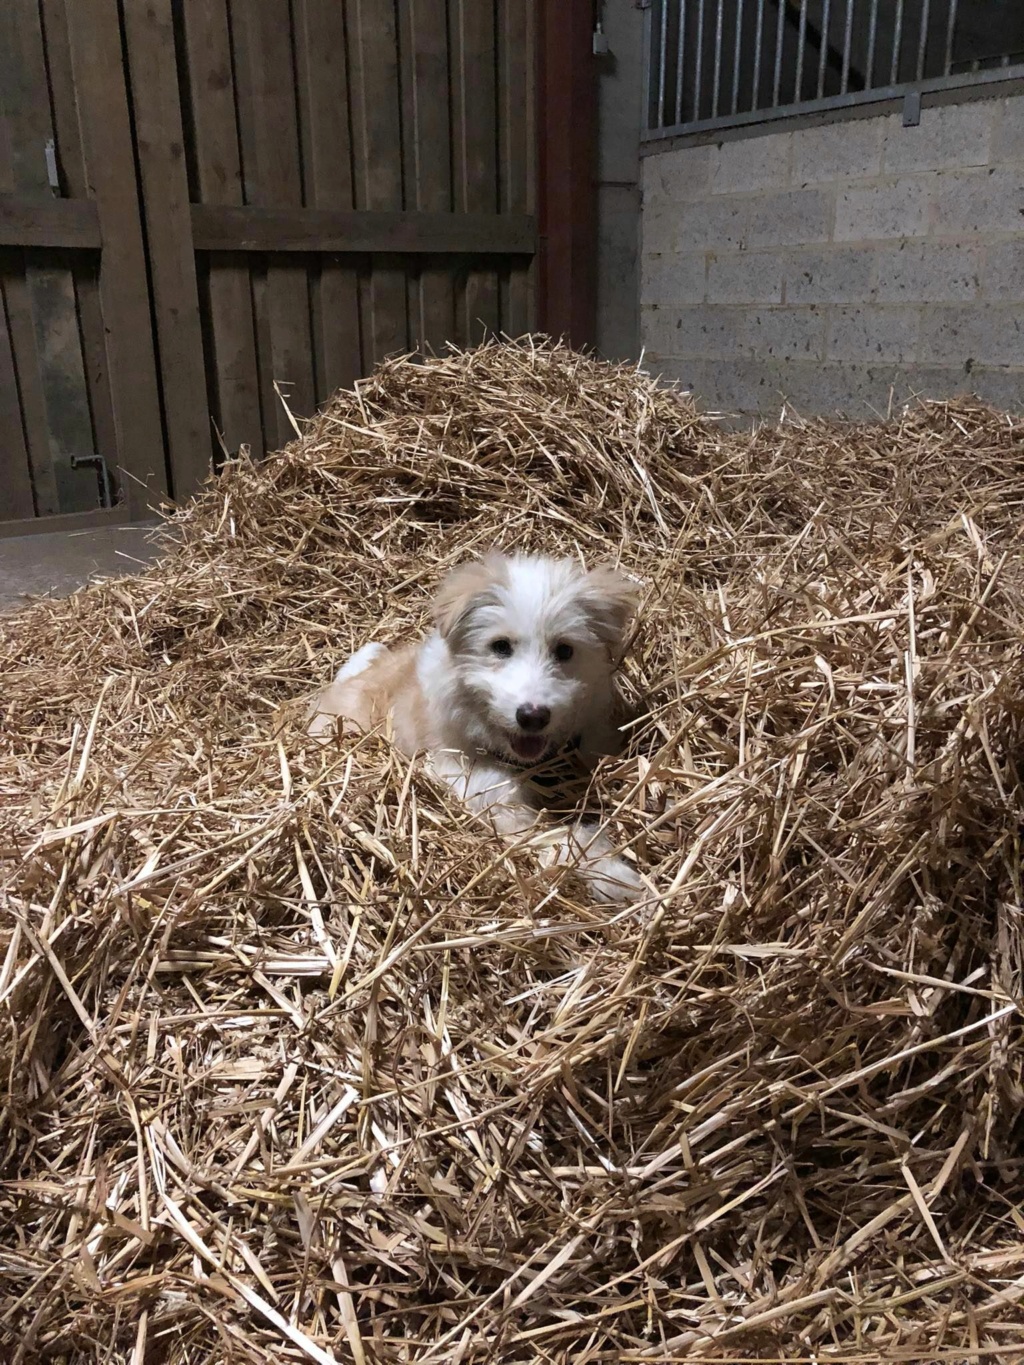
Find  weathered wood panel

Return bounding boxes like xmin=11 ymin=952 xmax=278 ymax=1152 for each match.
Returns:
xmin=0 ymin=272 xmax=35 ymax=519
xmin=1 ymin=0 xmax=97 ymax=514
xmin=500 ymin=0 xmax=537 ymax=335
xmin=0 ymin=200 xmax=101 ymax=250
xmin=65 ymin=0 xmax=168 ymax=515
xmin=0 ymin=0 xmax=538 ymax=525
xmin=400 ymin=0 xmax=455 ymax=354
xmin=178 ymin=0 xmax=264 ymax=460
xmin=451 ymin=0 xmax=501 ymax=346
xmin=40 ymin=0 xmax=119 ymax=488
xmin=190 ymin=206 xmax=536 ymax=255
xmin=294 ymin=0 xmax=362 ymax=403
xmin=123 ymin=0 xmax=211 ymax=499
xmin=234 ymin=1 xmax=317 ymax=448
xmin=348 ymin=0 xmax=410 ymax=367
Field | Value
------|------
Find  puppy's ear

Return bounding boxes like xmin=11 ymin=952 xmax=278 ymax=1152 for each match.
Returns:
xmin=581 ymin=565 xmax=640 ymax=653
xmin=432 ymin=555 xmax=506 ymax=641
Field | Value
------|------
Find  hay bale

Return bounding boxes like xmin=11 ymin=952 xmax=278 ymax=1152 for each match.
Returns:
xmin=1 ymin=338 xmax=1023 ymax=1363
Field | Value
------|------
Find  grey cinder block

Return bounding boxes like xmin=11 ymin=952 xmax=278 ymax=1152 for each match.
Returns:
xmin=712 ymin=133 xmax=792 ymax=194
xmin=642 ymin=304 xmax=744 ymax=359
xmin=827 ymin=305 xmax=921 ymax=362
xmin=992 ymin=95 xmax=1024 ymax=164
xmin=982 ymin=240 xmax=1024 ymax=300
xmin=707 ymin=251 xmax=784 ymax=304
xmin=743 ymin=307 xmax=826 ymax=360
xmin=835 ymin=180 xmax=931 ymax=240
xmin=882 ymin=101 xmax=993 ymax=174
xmin=792 ymin=119 xmax=884 ymax=184
xmin=931 ymin=168 xmax=1024 ymax=236
xmin=641 ymin=252 xmax=707 ymax=306
xmin=745 ymin=188 xmax=832 ymax=248
xmin=919 ymin=305 xmax=1024 ymax=367
xmin=643 ymin=145 xmax=714 ymax=202
xmin=873 ymin=241 xmax=982 ymax=302
xmin=784 ymin=248 xmax=874 ymax=304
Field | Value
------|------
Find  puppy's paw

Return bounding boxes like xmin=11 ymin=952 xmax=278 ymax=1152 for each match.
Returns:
xmin=584 ymin=853 xmax=644 ymax=904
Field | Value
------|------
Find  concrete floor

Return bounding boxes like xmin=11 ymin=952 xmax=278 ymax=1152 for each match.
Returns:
xmin=0 ymin=523 xmax=165 ymax=616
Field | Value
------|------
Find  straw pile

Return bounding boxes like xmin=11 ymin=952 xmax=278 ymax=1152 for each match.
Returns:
xmin=2 ymin=339 xmax=1023 ymax=1364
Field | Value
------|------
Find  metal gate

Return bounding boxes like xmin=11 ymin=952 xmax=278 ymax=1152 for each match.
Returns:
xmin=1 ymin=0 xmax=538 ymax=533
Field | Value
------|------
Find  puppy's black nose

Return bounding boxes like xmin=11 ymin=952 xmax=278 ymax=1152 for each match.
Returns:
xmin=516 ymin=704 xmax=551 ymax=732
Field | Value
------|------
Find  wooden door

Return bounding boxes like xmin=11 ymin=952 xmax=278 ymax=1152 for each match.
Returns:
xmin=1 ymin=0 xmax=539 ymax=525
xmin=0 ymin=0 xmax=166 ymax=532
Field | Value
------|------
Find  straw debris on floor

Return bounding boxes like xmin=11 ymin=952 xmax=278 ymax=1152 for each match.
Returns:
xmin=1 ymin=338 xmax=1023 ymax=1364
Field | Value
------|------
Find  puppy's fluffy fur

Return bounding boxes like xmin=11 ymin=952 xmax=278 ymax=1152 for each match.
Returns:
xmin=308 ymin=553 xmax=642 ymax=901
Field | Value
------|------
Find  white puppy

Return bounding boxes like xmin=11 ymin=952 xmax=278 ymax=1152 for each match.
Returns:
xmin=308 ymin=553 xmax=642 ymax=901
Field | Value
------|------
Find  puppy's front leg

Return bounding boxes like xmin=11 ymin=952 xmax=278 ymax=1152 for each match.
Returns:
xmin=425 ymin=752 xmax=540 ymax=837
xmin=427 ymin=754 xmax=641 ymax=902
xmin=544 ymin=822 xmax=643 ymax=903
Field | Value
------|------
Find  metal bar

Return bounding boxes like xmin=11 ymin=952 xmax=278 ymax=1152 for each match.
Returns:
xmin=712 ymin=0 xmax=724 ymax=117
xmin=840 ymin=0 xmax=854 ymax=94
xmin=795 ymin=0 xmax=809 ymax=101
xmin=942 ymin=0 xmax=958 ymax=76
xmin=866 ymin=0 xmax=879 ymax=87
xmin=642 ymin=0 xmax=654 ymax=128
xmin=753 ymin=0 xmax=765 ymax=107
xmin=891 ymin=0 xmax=905 ymax=84
xmin=657 ymin=0 xmax=669 ymax=126
xmin=916 ymin=0 xmax=932 ymax=81
xmin=642 ymin=60 xmax=1024 ymax=141
xmin=693 ymin=0 xmax=705 ymax=120
xmin=817 ymin=0 xmax=832 ymax=98
xmin=772 ymin=0 xmax=785 ymax=106
xmin=675 ymin=0 xmax=687 ymax=125
xmin=731 ymin=0 xmax=745 ymax=113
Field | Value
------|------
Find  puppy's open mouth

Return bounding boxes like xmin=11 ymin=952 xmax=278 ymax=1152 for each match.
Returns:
xmin=509 ymin=733 xmax=549 ymax=762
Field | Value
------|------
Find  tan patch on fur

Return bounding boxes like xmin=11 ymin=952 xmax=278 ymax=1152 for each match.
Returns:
xmin=308 ymin=643 xmax=430 ymax=754
xmin=581 ymin=566 xmax=640 ymax=651
xmin=431 ymin=554 xmax=508 ymax=640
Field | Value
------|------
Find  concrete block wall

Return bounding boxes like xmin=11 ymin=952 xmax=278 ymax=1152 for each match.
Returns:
xmin=640 ymin=96 xmax=1024 ymax=419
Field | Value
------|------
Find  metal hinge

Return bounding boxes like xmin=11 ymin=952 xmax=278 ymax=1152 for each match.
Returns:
xmin=71 ymin=454 xmax=114 ymax=508
xmin=45 ymin=138 xmax=60 ymax=194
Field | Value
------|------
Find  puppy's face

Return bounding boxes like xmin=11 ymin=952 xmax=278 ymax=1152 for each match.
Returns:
xmin=433 ymin=554 xmax=637 ymax=763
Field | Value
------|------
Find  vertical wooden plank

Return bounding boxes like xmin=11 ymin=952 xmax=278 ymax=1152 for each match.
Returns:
xmin=347 ymin=0 xmax=409 ymax=366
xmin=293 ymin=0 xmax=363 ymax=402
xmin=0 ymin=274 xmax=37 ymax=519
xmin=178 ymin=0 xmax=264 ymax=459
xmin=37 ymin=0 xmax=85 ymax=194
xmin=498 ymin=0 xmax=536 ymax=336
xmin=0 ymin=261 xmax=57 ymax=514
xmin=65 ymin=0 xmax=168 ymax=515
xmin=399 ymin=0 xmax=455 ymax=354
xmin=536 ymin=0 xmax=597 ymax=346
xmin=1 ymin=0 xmax=99 ymax=515
xmin=0 ymin=53 xmax=38 ymax=519
xmin=38 ymin=0 xmax=118 ymax=472
xmin=233 ymin=0 xmax=316 ymax=447
xmin=450 ymin=0 xmax=500 ymax=346
xmin=122 ymin=0 xmax=211 ymax=501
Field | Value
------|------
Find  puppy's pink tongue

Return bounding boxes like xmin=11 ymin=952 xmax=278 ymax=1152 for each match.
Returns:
xmin=511 ymin=734 xmax=546 ymax=761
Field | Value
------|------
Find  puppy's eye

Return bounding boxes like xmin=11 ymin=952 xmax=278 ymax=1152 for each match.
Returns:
xmin=553 ymin=642 xmax=574 ymax=662
xmin=490 ymin=638 xmax=514 ymax=658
